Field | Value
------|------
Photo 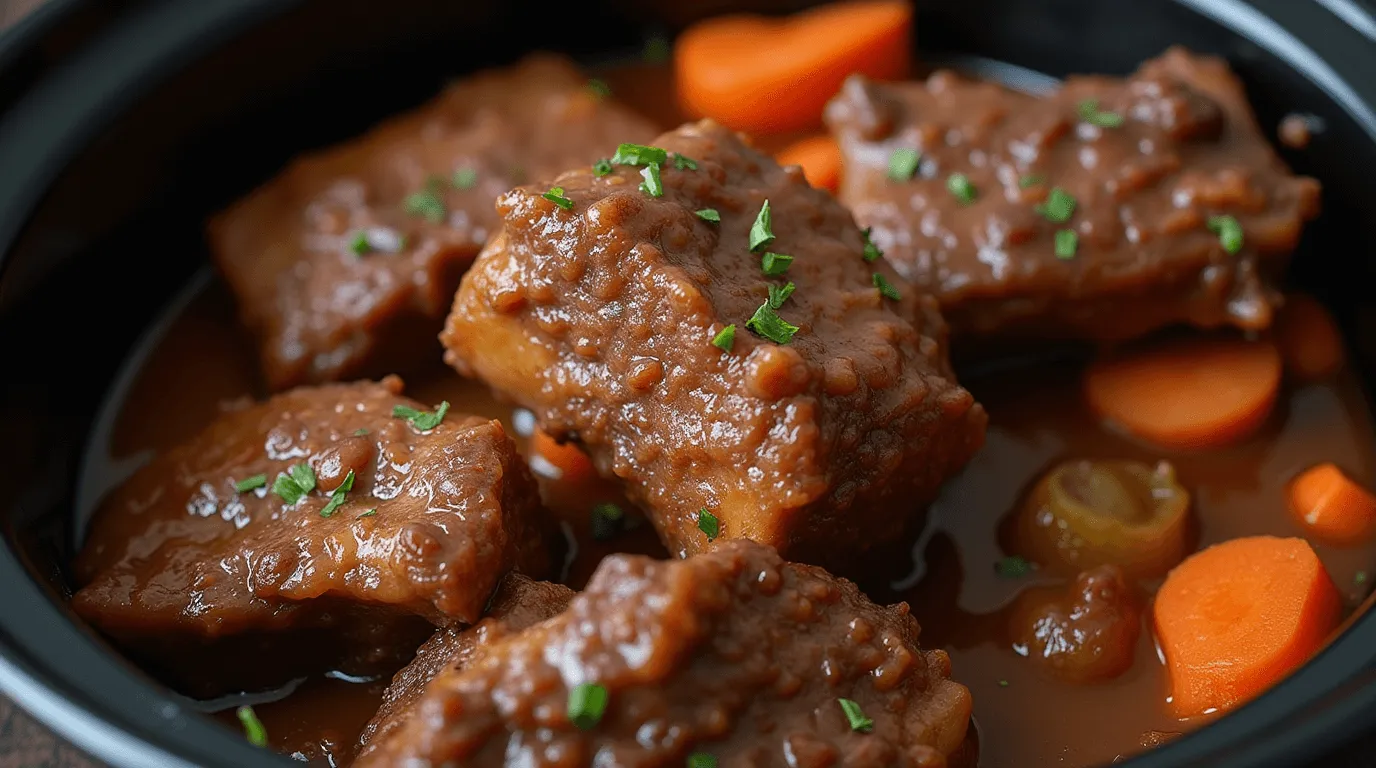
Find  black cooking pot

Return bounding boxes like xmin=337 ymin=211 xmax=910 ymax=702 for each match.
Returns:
xmin=2 ymin=0 xmax=1375 ymax=766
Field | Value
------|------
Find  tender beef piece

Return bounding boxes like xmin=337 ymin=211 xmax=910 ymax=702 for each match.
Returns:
xmin=359 ymin=540 xmax=972 ymax=768
xmin=825 ymin=47 xmax=1321 ymax=342
xmin=443 ymin=120 xmax=986 ymax=567
xmin=209 ymin=54 xmax=658 ymax=390
xmin=73 ymin=376 xmax=552 ymax=648
xmin=356 ymin=573 xmax=574 ymax=759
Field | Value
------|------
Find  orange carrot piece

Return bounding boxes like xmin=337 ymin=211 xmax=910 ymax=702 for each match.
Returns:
xmin=1084 ymin=337 xmax=1281 ymax=451
xmin=1154 ymin=536 xmax=1341 ymax=719
xmin=1276 ymin=294 xmax=1344 ymax=382
xmin=530 ymin=428 xmax=595 ymax=483
xmin=1289 ymin=463 xmax=1376 ymax=546
xmin=675 ymin=0 xmax=912 ymax=135
xmin=776 ymin=135 xmax=842 ymax=192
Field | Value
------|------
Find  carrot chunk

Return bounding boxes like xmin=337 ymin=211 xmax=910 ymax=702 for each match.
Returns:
xmin=530 ymin=428 xmax=595 ymax=483
xmin=1084 ymin=337 xmax=1281 ymax=450
xmin=675 ymin=0 xmax=912 ymax=135
xmin=1154 ymin=536 xmax=1341 ymax=718
xmin=1289 ymin=463 xmax=1376 ymax=546
xmin=1276 ymin=294 xmax=1344 ymax=382
xmin=776 ymin=135 xmax=842 ymax=192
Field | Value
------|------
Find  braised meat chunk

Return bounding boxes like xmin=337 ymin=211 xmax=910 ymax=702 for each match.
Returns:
xmin=359 ymin=540 xmax=972 ymax=768
xmin=209 ymin=54 xmax=658 ymax=389
xmin=443 ymin=119 xmax=986 ymax=566
xmin=73 ymin=375 xmax=552 ymax=643
xmin=825 ymin=47 xmax=1321 ymax=342
xmin=356 ymin=573 xmax=575 ymax=759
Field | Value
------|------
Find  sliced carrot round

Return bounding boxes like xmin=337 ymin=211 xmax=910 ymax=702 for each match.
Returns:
xmin=776 ymin=135 xmax=842 ymax=193
xmin=1154 ymin=536 xmax=1341 ymax=718
xmin=1084 ymin=336 xmax=1281 ymax=451
xmin=675 ymin=0 xmax=912 ymax=135
xmin=1289 ymin=463 xmax=1376 ymax=546
xmin=1276 ymin=294 xmax=1344 ymax=382
xmin=530 ymin=428 xmax=595 ymax=483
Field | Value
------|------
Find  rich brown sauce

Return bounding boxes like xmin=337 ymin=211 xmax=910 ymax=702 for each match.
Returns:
xmin=77 ymin=61 xmax=1376 ymax=767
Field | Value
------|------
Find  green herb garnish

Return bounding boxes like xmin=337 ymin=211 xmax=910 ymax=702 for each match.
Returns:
xmin=767 ymin=282 xmax=795 ymax=309
xmin=234 ymin=474 xmax=267 ymax=493
xmin=543 ymin=186 xmax=575 ymax=210
xmin=1207 ymin=214 xmax=1244 ymax=255
xmin=1357 ymin=571 xmax=1369 ymax=586
xmin=1078 ymin=98 xmax=1125 ymax=128
xmin=1055 ymin=229 xmax=1079 ymax=260
xmin=403 ymin=184 xmax=445 ymax=223
xmin=1019 ymin=174 xmax=1045 ymax=189
xmin=946 ymin=173 xmax=977 ymax=204
xmin=695 ymin=208 xmax=720 ymax=222
xmin=749 ymin=200 xmax=774 ymax=252
xmin=567 ymin=683 xmax=609 ymax=730
xmin=861 ymin=227 xmax=883 ymax=262
xmin=237 ymin=705 xmax=267 ymax=747
xmin=745 ymin=301 xmax=798 ymax=344
xmin=452 ymin=167 xmax=478 ymax=190
xmin=711 ymin=324 xmax=736 ymax=351
xmin=697 ymin=508 xmax=720 ymax=541
xmin=838 ymin=699 xmax=874 ymax=733
xmin=611 ymin=143 xmax=669 ymax=167
xmin=1038 ymin=187 xmax=1077 ymax=223
xmin=998 ymin=679 xmax=1010 ymax=688
xmin=357 ymin=508 xmax=377 ymax=519
xmin=873 ymin=273 xmax=901 ymax=300
xmin=687 ymin=754 xmax=717 ymax=768
xmin=272 ymin=463 xmax=317 ymax=505
xmin=639 ymin=164 xmax=663 ymax=197
xmin=353 ymin=428 xmax=369 ymax=437
xmin=591 ymin=502 xmax=624 ymax=541
xmin=887 ymin=148 xmax=921 ymax=181
xmin=392 ymin=401 xmax=450 ymax=431
xmin=761 ymin=252 xmax=793 ymax=276
xmin=319 ymin=469 xmax=355 ymax=518
xmin=593 ymin=158 xmax=614 ymax=177
xmin=995 ymin=555 xmax=1032 ymax=578
xmin=586 ymin=78 xmax=611 ymax=99
xmin=673 ymin=154 xmax=698 ymax=171
xmin=348 ymin=231 xmax=371 ymax=256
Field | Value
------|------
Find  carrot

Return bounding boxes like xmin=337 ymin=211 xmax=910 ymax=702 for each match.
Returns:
xmin=1154 ymin=536 xmax=1341 ymax=718
xmin=1276 ymin=294 xmax=1344 ymax=382
xmin=530 ymin=428 xmax=595 ymax=483
xmin=776 ymin=135 xmax=842 ymax=193
xmin=675 ymin=0 xmax=911 ymax=135
xmin=1084 ymin=336 xmax=1281 ymax=451
xmin=1289 ymin=463 xmax=1376 ymax=546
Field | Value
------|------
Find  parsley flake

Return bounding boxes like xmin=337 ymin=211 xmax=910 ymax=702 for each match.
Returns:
xmin=591 ymin=502 xmax=624 ymax=541
xmin=567 ymin=683 xmax=609 ymax=730
xmin=711 ymin=324 xmax=736 ymax=351
xmin=348 ymin=231 xmax=372 ymax=256
xmin=695 ymin=208 xmax=720 ymax=222
xmin=861 ymin=228 xmax=883 ymax=262
xmin=745 ymin=302 xmax=798 ymax=344
xmin=697 ymin=508 xmax=720 ymax=540
xmin=452 ymin=167 xmax=478 ymax=190
xmin=873 ymin=273 xmax=901 ymax=300
xmin=673 ymin=153 xmax=699 ymax=171
xmin=947 ymin=173 xmax=977 ymax=204
xmin=593 ymin=158 xmax=614 ymax=177
xmin=761 ymin=251 xmax=793 ymax=276
xmin=639 ymin=164 xmax=663 ymax=197
xmin=357 ymin=508 xmax=378 ymax=519
xmin=1055 ymin=229 xmax=1079 ymax=259
xmin=749 ymin=200 xmax=774 ymax=252
xmin=1078 ymin=98 xmax=1125 ymax=128
xmin=234 ymin=474 xmax=267 ymax=493
xmin=543 ymin=186 xmax=575 ymax=210
xmin=1038 ymin=187 xmax=1077 ymax=223
xmin=237 ymin=705 xmax=267 ymax=747
xmin=838 ymin=698 xmax=874 ymax=733
xmin=687 ymin=754 xmax=718 ymax=768
xmin=403 ymin=184 xmax=445 ymax=223
xmin=1207 ymin=214 xmax=1244 ymax=254
xmin=319 ymin=469 xmax=355 ymax=518
xmin=887 ymin=148 xmax=921 ymax=181
xmin=1019 ymin=174 xmax=1046 ymax=189
xmin=611 ymin=143 xmax=668 ymax=167
xmin=767 ymin=282 xmax=795 ymax=309
xmin=393 ymin=401 xmax=450 ymax=431
xmin=272 ymin=463 xmax=317 ymax=505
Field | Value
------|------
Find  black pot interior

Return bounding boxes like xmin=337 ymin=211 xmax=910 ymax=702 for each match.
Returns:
xmin=2 ymin=0 xmax=1376 ymax=766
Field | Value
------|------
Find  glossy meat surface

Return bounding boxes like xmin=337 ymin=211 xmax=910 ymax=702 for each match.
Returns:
xmin=73 ymin=376 xmax=552 ymax=642
xmin=826 ymin=48 xmax=1321 ymax=341
xmin=356 ymin=573 xmax=575 ymax=759
xmin=443 ymin=119 xmax=986 ymax=567
xmin=359 ymin=540 xmax=972 ymax=768
xmin=1009 ymin=565 xmax=1142 ymax=683
xmin=209 ymin=54 xmax=657 ymax=389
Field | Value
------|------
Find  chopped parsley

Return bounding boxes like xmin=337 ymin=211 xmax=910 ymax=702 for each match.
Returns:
xmin=887 ymin=148 xmax=921 ymax=181
xmin=767 ymin=282 xmax=795 ymax=309
xmin=403 ymin=182 xmax=446 ymax=223
xmin=1207 ymin=214 xmax=1244 ymax=254
xmin=353 ymin=428 xmax=369 ymax=437
xmin=593 ymin=158 xmax=614 ymax=177
xmin=639 ymin=164 xmax=663 ymax=197
xmin=1078 ymin=98 xmax=1125 ymax=128
xmin=1038 ymin=187 xmax=1077 ymax=223
xmin=873 ymin=273 xmax=901 ymax=300
xmin=697 ymin=508 xmax=720 ymax=541
xmin=586 ymin=78 xmax=611 ymax=99
xmin=393 ymin=401 xmax=450 ymax=431
xmin=695 ymin=208 xmax=720 ymax=222
xmin=1019 ymin=174 xmax=1046 ymax=189
xmin=611 ymin=143 xmax=668 ymax=167
xmin=711 ymin=324 xmax=736 ymax=351
xmin=319 ymin=469 xmax=355 ymax=518
xmin=236 ymin=705 xmax=267 ymax=747
xmin=272 ymin=463 xmax=317 ymax=505
xmin=1356 ymin=571 xmax=1369 ymax=586
xmin=567 ymin=682 xmax=609 ymax=730
xmin=357 ymin=508 xmax=378 ymax=519
xmin=946 ymin=173 xmax=977 ymax=204
xmin=1055 ymin=229 xmax=1079 ymax=259
xmin=543 ymin=186 xmax=575 ymax=210
xmin=838 ymin=698 xmax=874 ymax=733
xmin=234 ymin=474 xmax=267 ymax=493
xmin=861 ymin=227 xmax=883 ymax=262
xmin=452 ymin=167 xmax=478 ymax=190
xmin=348 ymin=231 xmax=372 ymax=256
xmin=749 ymin=200 xmax=774 ymax=252
xmin=687 ymin=754 xmax=717 ymax=768
xmin=995 ymin=555 xmax=1032 ymax=578
xmin=760 ymin=251 xmax=793 ymax=276
xmin=673 ymin=153 xmax=699 ymax=171
xmin=745 ymin=301 xmax=798 ymax=344
xmin=591 ymin=502 xmax=624 ymax=541
xmin=998 ymin=679 xmax=1010 ymax=688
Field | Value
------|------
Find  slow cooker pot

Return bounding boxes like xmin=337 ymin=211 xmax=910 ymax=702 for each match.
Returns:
xmin=2 ymin=0 xmax=1376 ymax=765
